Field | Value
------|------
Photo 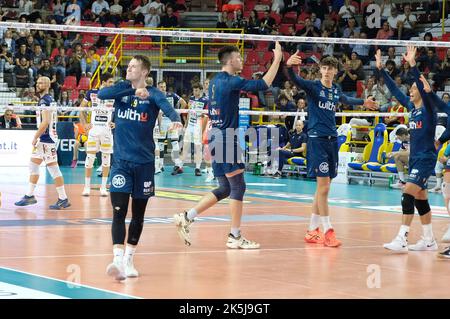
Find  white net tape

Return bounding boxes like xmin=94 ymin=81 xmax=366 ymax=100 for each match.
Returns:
xmin=3 ymin=105 xmax=448 ymax=118
xmin=1 ymin=21 xmax=450 ymax=48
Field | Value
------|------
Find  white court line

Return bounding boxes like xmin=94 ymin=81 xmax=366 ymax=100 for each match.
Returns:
xmin=0 ymin=245 xmax=384 ymax=260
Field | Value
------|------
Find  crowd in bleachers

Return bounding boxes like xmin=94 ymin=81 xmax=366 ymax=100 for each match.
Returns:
xmin=0 ymin=0 xmax=448 ymax=133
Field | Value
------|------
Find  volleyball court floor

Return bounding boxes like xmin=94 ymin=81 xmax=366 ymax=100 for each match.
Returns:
xmin=0 ymin=166 xmax=449 ymax=299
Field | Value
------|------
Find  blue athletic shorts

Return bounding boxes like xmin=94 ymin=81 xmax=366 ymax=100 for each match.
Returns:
xmin=110 ymin=158 xmax=155 ymax=199
xmin=306 ymin=136 xmax=339 ymax=178
xmin=407 ymin=156 xmax=436 ymax=189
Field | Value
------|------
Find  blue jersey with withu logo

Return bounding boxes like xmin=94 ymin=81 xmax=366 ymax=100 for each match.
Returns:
xmin=287 ymin=67 xmax=364 ymax=137
xmin=98 ymin=81 xmax=180 ymax=164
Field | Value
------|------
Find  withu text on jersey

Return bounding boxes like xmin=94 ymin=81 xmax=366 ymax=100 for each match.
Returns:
xmin=117 ymin=108 xmax=149 ymax=122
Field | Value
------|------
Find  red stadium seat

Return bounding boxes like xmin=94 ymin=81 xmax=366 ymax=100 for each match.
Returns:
xmin=70 ymin=89 xmax=79 ymax=101
xmin=62 ymin=76 xmax=77 ymax=91
xmin=261 ymin=51 xmax=274 ymax=65
xmin=246 ymin=50 xmax=259 ymax=64
xmin=356 ymin=80 xmax=364 ymax=98
xmin=77 ymin=77 xmax=91 ymax=90
xmin=278 ymin=23 xmax=292 ymax=35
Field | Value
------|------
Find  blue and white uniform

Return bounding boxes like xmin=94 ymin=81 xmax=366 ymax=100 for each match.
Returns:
xmin=32 ymin=94 xmax=58 ymax=164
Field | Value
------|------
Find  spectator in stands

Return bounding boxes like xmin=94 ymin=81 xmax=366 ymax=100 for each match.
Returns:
xmin=417 ymin=48 xmax=441 ymax=74
xmin=67 ymin=43 xmax=85 ymax=83
xmin=398 ymin=60 xmax=415 ymax=86
xmin=19 ymin=0 xmax=34 ymax=17
xmin=373 ymin=75 xmax=391 ymax=111
xmin=387 ymin=6 xmax=401 ymax=39
xmin=294 ymin=98 xmax=308 ymax=122
xmin=278 ymin=93 xmax=297 ymax=130
xmin=309 ymin=0 xmax=330 ymax=21
xmin=347 ymin=52 xmax=364 ymax=80
xmin=273 ymin=119 xmax=308 ymax=179
xmin=385 ymin=46 xmax=402 ymax=68
xmin=385 ymin=59 xmax=399 ymax=78
xmin=350 ymin=33 xmax=370 ymax=66
xmin=0 ymin=43 xmax=14 ymax=75
xmin=133 ymin=0 xmax=151 ymax=25
xmin=433 ymin=49 xmax=450 ymax=90
xmin=81 ymin=46 xmax=100 ymax=77
xmin=310 ymin=13 xmax=322 ymax=30
xmin=216 ymin=11 xmax=232 ymax=31
xmin=30 ymin=43 xmax=46 ymax=77
xmin=1 ymin=29 xmax=15 ymax=53
xmin=0 ymin=108 xmax=21 ymax=129
xmin=296 ymin=17 xmax=320 ymax=52
xmin=58 ymin=90 xmax=73 ymax=121
xmin=15 ymin=43 xmax=33 ymax=66
xmin=376 ymin=21 xmax=394 ymax=49
xmin=387 ymin=127 xmax=410 ymax=188
xmin=245 ymin=10 xmax=260 ymax=34
xmin=271 ymin=0 xmax=285 ymax=14
xmin=338 ymin=0 xmax=357 ymax=26
xmin=337 ymin=59 xmax=358 ymax=99
xmin=37 ymin=58 xmax=60 ymax=100
xmin=109 ymin=0 xmax=123 ymax=27
xmin=160 ymin=6 xmax=179 ymax=28
xmin=25 ymin=34 xmax=37 ymax=54
xmin=64 ymin=0 xmax=81 ymax=25
xmin=231 ymin=9 xmax=246 ymax=29
xmin=442 ymin=93 xmax=450 ymax=107
xmin=149 ymin=0 xmax=165 ymax=15
xmin=397 ymin=4 xmax=417 ymax=40
xmin=380 ymin=0 xmax=394 ymax=21
xmin=144 ymin=7 xmax=160 ymax=28
xmin=342 ymin=17 xmax=360 ymax=38
xmin=53 ymin=47 xmax=69 ymax=84
xmin=44 ymin=22 xmax=64 ymax=57
xmin=280 ymin=80 xmax=295 ymax=101
xmin=91 ymin=0 xmax=110 ymax=26
xmin=361 ymin=76 xmax=376 ymax=99
xmin=14 ymin=57 xmax=33 ymax=92
xmin=259 ymin=10 xmax=276 ymax=35
xmin=317 ymin=30 xmax=334 ymax=56
xmin=321 ymin=15 xmax=338 ymax=37
xmin=384 ymin=96 xmax=407 ymax=127
xmin=394 ymin=75 xmax=408 ymax=95
xmin=52 ymin=0 xmax=66 ymax=24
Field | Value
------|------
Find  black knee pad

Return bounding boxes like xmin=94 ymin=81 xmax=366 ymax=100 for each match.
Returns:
xmin=228 ymin=173 xmax=246 ymax=201
xmin=212 ymin=176 xmax=231 ymax=201
xmin=414 ymin=199 xmax=431 ymax=216
xmin=110 ymin=192 xmax=130 ymax=245
xmin=401 ymin=193 xmax=415 ymax=215
xmin=128 ymin=198 xmax=148 ymax=246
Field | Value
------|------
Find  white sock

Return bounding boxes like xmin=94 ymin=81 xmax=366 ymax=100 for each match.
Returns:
xmin=101 ymin=177 xmax=108 ymax=188
xmin=56 ymin=186 xmax=67 ymax=200
xmin=231 ymin=227 xmax=240 ymax=238
xmin=207 ymin=167 xmax=213 ymax=174
xmin=155 ymin=155 xmax=160 ymax=164
xmin=195 ymin=162 xmax=201 ymax=169
xmin=398 ymin=225 xmax=410 ymax=239
xmin=436 ymin=177 xmax=442 ymax=188
xmin=308 ymin=213 xmax=321 ymax=231
xmin=124 ymin=245 xmax=136 ymax=264
xmin=160 ymin=157 xmax=164 ymax=167
xmin=321 ymin=216 xmax=332 ymax=233
xmin=175 ymin=158 xmax=183 ymax=167
xmin=186 ymin=208 xmax=198 ymax=221
xmin=422 ymin=223 xmax=434 ymax=241
xmin=398 ymin=172 xmax=405 ymax=182
xmin=113 ymin=247 xmax=124 ymax=264
xmin=85 ymin=177 xmax=91 ymax=188
xmin=26 ymin=183 xmax=37 ymax=197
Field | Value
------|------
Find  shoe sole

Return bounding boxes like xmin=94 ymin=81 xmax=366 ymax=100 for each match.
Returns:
xmin=226 ymin=244 xmax=260 ymax=249
xmin=383 ymin=246 xmax=408 ymax=252
xmin=49 ymin=203 xmax=71 ymax=210
xmin=324 ymin=242 xmax=342 ymax=247
xmin=304 ymin=238 xmax=324 ymax=244
xmin=15 ymin=201 xmax=37 ymax=206
xmin=106 ymin=264 xmax=126 ymax=281
xmin=437 ymin=253 xmax=450 ymax=259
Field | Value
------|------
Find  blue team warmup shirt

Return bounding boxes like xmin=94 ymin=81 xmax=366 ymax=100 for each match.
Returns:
xmin=287 ymin=67 xmax=364 ymax=137
xmin=98 ymin=81 xmax=181 ymax=164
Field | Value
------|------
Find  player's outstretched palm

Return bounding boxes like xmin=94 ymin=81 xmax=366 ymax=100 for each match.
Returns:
xmin=273 ymin=41 xmax=283 ymax=61
xmin=363 ymin=98 xmax=379 ymax=110
xmin=419 ymin=74 xmax=432 ymax=93
xmin=402 ymin=45 xmax=417 ymax=67
xmin=287 ymin=50 xmax=302 ymax=67
xmin=375 ymin=49 xmax=382 ymax=70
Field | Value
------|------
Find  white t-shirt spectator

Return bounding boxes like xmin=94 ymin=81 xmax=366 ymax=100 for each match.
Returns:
xmin=110 ymin=4 xmax=123 ymax=15
xmin=92 ymin=0 xmax=110 ymax=15
xmin=133 ymin=2 xmax=151 ymax=15
xmin=19 ymin=0 xmax=33 ymax=15
xmin=145 ymin=13 xmax=160 ymax=27
xmin=338 ymin=5 xmax=356 ymax=19
xmin=397 ymin=13 xmax=417 ymax=29
xmin=148 ymin=1 xmax=165 ymax=15
xmin=387 ymin=15 xmax=401 ymax=29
